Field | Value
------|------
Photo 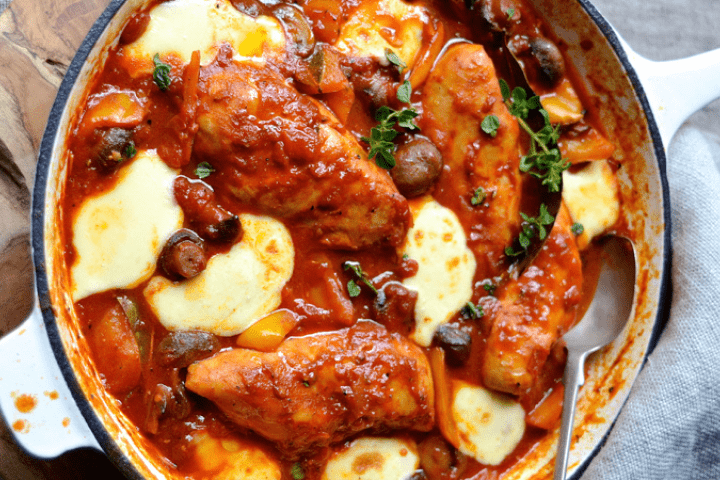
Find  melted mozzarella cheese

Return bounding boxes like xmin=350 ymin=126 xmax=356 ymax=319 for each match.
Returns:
xmin=70 ymin=150 xmax=182 ymax=301
xmin=335 ymin=0 xmax=426 ymax=69
xmin=321 ymin=437 xmax=419 ymax=480
xmin=452 ymin=380 xmax=525 ymax=466
xmin=400 ymin=197 xmax=476 ymax=347
xmin=562 ymin=159 xmax=620 ymax=249
xmin=120 ymin=0 xmax=285 ymax=75
xmin=144 ymin=214 xmax=294 ymax=336
xmin=191 ymin=432 xmax=281 ymax=480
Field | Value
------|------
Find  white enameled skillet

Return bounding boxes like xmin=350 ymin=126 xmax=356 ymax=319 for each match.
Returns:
xmin=1 ymin=0 xmax=719 ymax=478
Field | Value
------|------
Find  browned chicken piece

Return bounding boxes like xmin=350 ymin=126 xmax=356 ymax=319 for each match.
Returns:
xmin=193 ymin=46 xmax=411 ymax=249
xmin=481 ymin=205 xmax=583 ymax=395
xmin=422 ymin=43 xmax=522 ymax=278
xmin=185 ymin=320 xmax=434 ymax=456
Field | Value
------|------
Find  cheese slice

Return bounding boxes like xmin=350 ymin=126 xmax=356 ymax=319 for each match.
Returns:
xmin=335 ymin=0 xmax=426 ymax=69
xmin=452 ymin=380 xmax=526 ymax=466
xmin=191 ymin=431 xmax=281 ymax=480
xmin=400 ymin=197 xmax=476 ymax=347
xmin=321 ymin=437 xmax=419 ymax=480
xmin=120 ymin=0 xmax=286 ymax=75
xmin=70 ymin=150 xmax=182 ymax=301
xmin=562 ymin=159 xmax=620 ymax=249
xmin=144 ymin=214 xmax=294 ymax=336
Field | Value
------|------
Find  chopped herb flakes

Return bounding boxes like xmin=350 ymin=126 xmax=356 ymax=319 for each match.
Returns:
xmin=291 ymin=463 xmax=305 ymax=480
xmin=195 ymin=162 xmax=215 ymax=179
xmin=461 ymin=301 xmax=484 ymax=319
xmin=123 ymin=141 xmax=137 ymax=159
xmin=471 ymin=187 xmax=487 ymax=206
xmin=152 ymin=54 xmax=172 ymax=91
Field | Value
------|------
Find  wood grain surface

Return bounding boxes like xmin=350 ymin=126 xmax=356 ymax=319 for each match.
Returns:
xmin=0 ymin=1 xmax=125 ymax=478
xmin=0 ymin=0 xmax=717 ymax=479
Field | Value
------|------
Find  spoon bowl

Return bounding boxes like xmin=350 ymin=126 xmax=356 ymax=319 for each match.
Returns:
xmin=554 ymin=235 xmax=638 ymax=480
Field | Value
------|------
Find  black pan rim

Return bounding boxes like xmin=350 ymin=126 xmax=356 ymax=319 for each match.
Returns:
xmin=30 ymin=0 xmax=673 ymax=479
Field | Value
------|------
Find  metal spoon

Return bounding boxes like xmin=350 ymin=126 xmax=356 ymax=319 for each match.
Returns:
xmin=553 ymin=235 xmax=637 ymax=480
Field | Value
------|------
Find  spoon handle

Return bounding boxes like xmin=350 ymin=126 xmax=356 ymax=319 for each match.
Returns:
xmin=553 ymin=349 xmax=588 ymax=480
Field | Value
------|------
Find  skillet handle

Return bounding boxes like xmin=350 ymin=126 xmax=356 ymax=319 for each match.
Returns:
xmin=0 ymin=304 xmax=101 ymax=457
xmin=619 ymin=39 xmax=720 ymax=147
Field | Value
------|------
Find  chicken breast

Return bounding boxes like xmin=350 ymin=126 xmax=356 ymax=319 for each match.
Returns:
xmin=194 ymin=46 xmax=411 ymax=249
xmin=185 ymin=320 xmax=434 ymax=456
xmin=422 ymin=43 xmax=521 ymax=278
xmin=481 ymin=205 xmax=583 ymax=395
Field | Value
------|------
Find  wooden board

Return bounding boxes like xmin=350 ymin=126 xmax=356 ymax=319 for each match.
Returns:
xmin=0 ymin=1 xmax=125 ymax=477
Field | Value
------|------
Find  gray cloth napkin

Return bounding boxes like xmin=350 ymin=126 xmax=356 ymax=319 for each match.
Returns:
xmin=581 ymin=126 xmax=720 ymax=479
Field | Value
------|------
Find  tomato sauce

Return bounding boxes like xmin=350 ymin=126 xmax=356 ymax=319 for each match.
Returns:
xmin=61 ymin=0 xmax=624 ymax=478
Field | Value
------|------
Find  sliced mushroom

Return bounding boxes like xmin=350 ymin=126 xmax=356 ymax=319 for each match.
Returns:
xmin=229 ymin=0 xmax=268 ymax=17
xmin=144 ymin=369 xmax=191 ymax=434
xmin=156 ymin=330 xmax=220 ymax=368
xmin=90 ymin=127 xmax=134 ymax=172
xmin=529 ymin=37 xmax=566 ymax=87
xmin=433 ymin=324 xmax=472 ymax=366
xmin=272 ymin=3 xmax=315 ymax=58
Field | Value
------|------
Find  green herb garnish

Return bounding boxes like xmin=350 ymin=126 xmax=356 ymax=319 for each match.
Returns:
xmin=152 ymin=54 xmax=172 ymax=91
xmin=396 ymin=80 xmax=413 ymax=104
xmin=505 ymin=203 xmax=555 ymax=256
xmin=507 ymin=7 xmax=515 ymax=20
xmin=481 ymin=114 xmax=500 ymax=138
xmin=361 ymin=105 xmax=419 ymax=169
xmin=571 ymin=222 xmax=584 ymax=235
xmin=483 ymin=283 xmax=497 ymax=296
xmin=461 ymin=301 xmax=484 ymax=319
xmin=343 ymin=261 xmax=378 ymax=296
xmin=361 ymin=81 xmax=419 ymax=169
xmin=471 ymin=186 xmax=487 ymax=206
xmin=291 ymin=463 xmax=305 ymax=480
xmin=195 ymin=162 xmax=215 ymax=179
xmin=385 ymin=48 xmax=407 ymax=73
xmin=347 ymin=279 xmax=362 ymax=298
xmin=498 ymin=79 xmax=569 ymax=192
xmin=123 ymin=141 xmax=137 ymax=159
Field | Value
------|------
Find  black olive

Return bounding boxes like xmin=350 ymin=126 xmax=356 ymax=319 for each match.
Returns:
xmin=159 ymin=229 xmax=207 ymax=280
xmin=390 ymin=138 xmax=444 ymax=198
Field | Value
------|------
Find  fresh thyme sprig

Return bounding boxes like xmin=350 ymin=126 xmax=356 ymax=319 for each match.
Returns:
xmin=361 ymin=80 xmax=419 ymax=170
xmin=505 ymin=203 xmax=555 ymax=256
xmin=498 ymin=79 xmax=569 ymax=192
